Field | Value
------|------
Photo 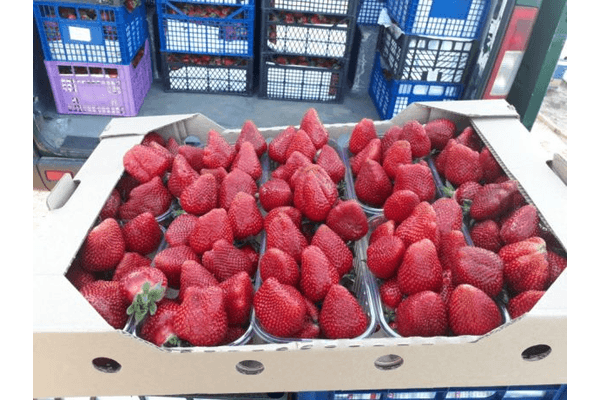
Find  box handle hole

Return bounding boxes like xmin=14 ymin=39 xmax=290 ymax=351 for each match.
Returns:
xmin=521 ymin=344 xmax=552 ymax=361
xmin=374 ymin=354 xmax=403 ymax=370
xmin=92 ymin=357 xmax=121 ymax=373
xmin=236 ymin=360 xmax=265 ymax=375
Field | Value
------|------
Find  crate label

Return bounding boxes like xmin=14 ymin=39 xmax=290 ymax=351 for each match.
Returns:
xmin=68 ymin=26 xmax=92 ymax=42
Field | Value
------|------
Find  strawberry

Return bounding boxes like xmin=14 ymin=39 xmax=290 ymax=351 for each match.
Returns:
xmin=453 ymin=181 xmax=482 ymax=207
xmin=316 ymin=144 xmax=346 ymax=184
xmin=433 ymin=138 xmax=453 ymax=176
xmin=112 ymin=252 xmax=152 ymax=282
xmin=165 ymin=213 xmax=197 ymax=247
xmin=119 ymin=267 xmax=168 ymax=323
xmin=299 ymin=107 xmax=329 ymax=150
xmin=66 ymin=259 xmax=96 ymax=290
xmin=470 ymin=220 xmax=503 ymax=253
xmin=396 ymin=239 xmax=443 ymax=295
xmin=188 ymin=208 xmax=234 ymax=256
xmin=395 ymin=202 xmax=440 ymax=248
xmin=202 ymin=239 xmax=253 ymax=282
xmin=393 ymin=162 xmax=436 ymax=202
xmin=297 ymin=298 xmax=321 ymax=339
xmin=121 ymin=212 xmax=163 ymax=255
xmin=122 ymin=144 xmax=171 ymax=184
xmin=455 ymin=126 xmax=482 ymax=152
xmin=138 ymin=299 xmax=180 ymax=347
xmin=219 ymin=168 xmax=258 ymax=210
xmin=469 ymin=180 xmax=519 ymax=221
xmin=264 ymin=206 xmax=303 ymax=230
xmin=507 ymin=290 xmax=545 ymax=319
xmin=382 ymin=140 xmax=412 ymax=179
xmin=319 ymin=284 xmax=368 ymax=339
xmin=153 ymin=245 xmax=200 ymax=289
xmin=240 ymin=244 xmax=259 ymax=276
xmin=546 ymin=250 xmax=567 ymax=287
xmin=81 ymin=218 xmax=125 ymax=272
xmin=259 ymin=178 xmax=293 ymax=212
xmin=448 ymin=284 xmax=502 ymax=336
xmin=380 ymin=125 xmax=401 ymax=156
xmin=259 ymin=248 xmax=300 ymax=287
xmin=227 ymin=192 xmax=264 ymax=240
xmin=271 ymin=151 xmax=313 ymax=183
xmin=479 ymin=147 xmax=504 ymax=183
xmin=168 ymin=154 xmax=200 ymax=199
xmin=379 ymin=279 xmax=403 ymax=309
xmin=367 ymin=235 xmax=405 ymax=280
xmin=369 ymin=219 xmax=396 ymax=245
xmin=349 ymin=118 xmax=378 ymax=155
xmin=325 ymin=200 xmax=369 ymax=241
xmin=438 ymin=230 xmax=467 ymax=271
xmin=174 ymin=285 xmax=228 ymax=346
xmin=80 ymin=280 xmax=130 ymax=329
xmin=231 ymin=141 xmax=263 ymax=181
xmin=177 ymin=144 xmax=204 ymax=173
xmin=268 ymin=126 xmax=296 ymax=165
xmin=203 ymin=130 xmax=236 ymax=170
xmin=200 ymin=166 xmax=228 ymax=185
xmin=354 ymin=159 xmax=392 ymax=208
xmin=424 ymin=118 xmax=456 ymax=151
xmin=500 ymin=237 xmax=549 ymax=294
xmin=350 ymin=138 xmax=382 ymax=176
xmin=178 ymin=259 xmax=218 ymax=301
xmin=99 ymin=189 xmax=121 ymax=221
xmin=452 ymin=246 xmax=504 ymax=298
xmin=180 ymin=173 xmax=218 ymax=216
xmin=310 ymin=224 xmax=354 ymax=277
xmin=265 ymin=211 xmax=308 ymax=263
xmin=165 ymin=137 xmax=180 ymax=156
xmin=222 ymin=325 xmax=248 ymax=345
xmin=440 ymin=269 xmax=454 ymax=304
xmin=254 ymin=277 xmax=307 ymax=337
xmin=383 ymin=190 xmax=420 ymax=224
xmin=443 ymin=141 xmax=483 ymax=186
xmin=397 ymin=120 xmax=431 ymax=158
xmin=141 ymin=131 xmax=166 ymax=148
xmin=499 ymin=204 xmax=540 ymax=244
xmin=292 ymin=164 xmax=338 ymax=222
xmin=219 ymin=271 xmax=254 ymax=325
xmin=299 ymin=245 xmax=340 ymax=303
xmin=395 ymin=291 xmax=448 ymax=337
xmin=285 ymin=129 xmax=317 ymax=162
xmin=118 ymin=176 xmax=173 ymax=221
xmin=432 ymin=197 xmax=463 ymax=234
xmin=236 ymin=120 xmax=267 ymax=157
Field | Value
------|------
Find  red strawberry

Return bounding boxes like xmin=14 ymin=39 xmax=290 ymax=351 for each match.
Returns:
xmin=469 ymin=180 xmax=519 ymax=221
xmin=380 ymin=278 xmax=403 ymax=309
xmin=499 ymin=204 xmax=540 ymax=244
xmin=231 ymin=141 xmax=263 ymax=181
xmin=367 ymin=235 xmax=405 ymax=280
xmin=200 ymin=166 xmax=227 ymax=185
xmin=319 ymin=284 xmax=368 ymax=339
xmin=382 ymin=140 xmax=412 ymax=179
xmin=383 ymin=190 xmax=420 ymax=224
xmin=219 ymin=271 xmax=254 ymax=325
xmin=393 ymin=162 xmax=436 ymax=202
xmin=433 ymin=138 xmax=453 ymax=176
xmin=268 ymin=126 xmax=296 ymax=165
xmin=395 ymin=291 xmax=448 ymax=337
xmin=259 ymin=248 xmax=300 ymax=287
xmin=310 ymin=224 xmax=354 ymax=277
xmin=432 ymin=197 xmax=463 ymax=234
xmin=168 ymin=154 xmax=200 ymax=198
xmin=369 ymin=219 xmax=396 ymax=245
xmin=265 ymin=211 xmax=308 ymax=263
xmin=165 ymin=213 xmax=197 ymax=247
xmin=397 ymin=120 xmax=431 ymax=158
xmin=440 ymin=269 xmax=454 ymax=304
xmin=285 ymin=129 xmax=317 ymax=162
xmin=202 ymin=239 xmax=253 ymax=282
xmin=112 ymin=252 xmax=152 ymax=282
xmin=119 ymin=267 xmax=168 ymax=322
xmin=254 ymin=277 xmax=307 ymax=337
xmin=222 ymin=325 xmax=248 ymax=345
xmin=500 ymin=237 xmax=549 ymax=294
xmin=438 ymin=230 xmax=467 ymax=271
xmin=240 ymin=244 xmax=259 ymax=277
xmin=380 ymin=125 xmax=401 ymax=156
xmin=122 ymin=144 xmax=171 ymax=184
xmin=396 ymin=238 xmax=443 ymax=295
xmin=180 ymin=173 xmax=218 ymax=216
xmin=350 ymin=138 xmax=382 ymax=176
xmin=81 ymin=218 xmax=125 ymax=272
xmin=139 ymin=299 xmax=180 ymax=347
xmin=271 ymin=151 xmax=313 ymax=183
xmin=299 ymin=107 xmax=329 ymax=150
xmin=177 ymin=144 xmax=204 ymax=173
xmin=141 ymin=131 xmax=166 ymax=148
xmin=479 ymin=147 xmax=504 ymax=183
xmin=546 ymin=250 xmax=567 ymax=286
xmin=354 ymin=159 xmax=392 ymax=208
xmin=264 ymin=206 xmax=303 ymax=230
xmin=292 ymin=164 xmax=338 ymax=222
xmin=299 ymin=245 xmax=340 ymax=303
xmin=122 ymin=212 xmax=163 ymax=255
xmin=316 ymin=144 xmax=346 ymax=184
xmin=449 ymin=284 xmax=502 ymax=335
xmin=259 ymin=178 xmax=293 ymax=212
xmin=349 ymin=118 xmax=378 ymax=155
xmin=507 ymin=290 xmax=545 ymax=319
xmin=395 ymin=202 xmax=440 ymax=248
xmin=453 ymin=181 xmax=482 ymax=207
xmin=165 ymin=137 xmax=180 ymax=155
xmin=118 ymin=176 xmax=173 ymax=221
xmin=236 ymin=120 xmax=267 ymax=157
xmin=99 ymin=189 xmax=121 ymax=221
xmin=325 ymin=200 xmax=369 ymax=241
xmin=455 ymin=126 xmax=482 ymax=152
xmin=154 ymin=245 xmax=200 ymax=289
xmin=227 ymin=192 xmax=264 ymax=240
xmin=174 ymin=285 xmax=228 ymax=346
xmin=219 ymin=168 xmax=258 ymax=210
xmin=66 ymin=259 xmax=96 ymax=290
xmin=470 ymin=220 xmax=503 ymax=253
xmin=424 ymin=118 xmax=456 ymax=151
xmin=443 ymin=142 xmax=483 ymax=186
xmin=452 ymin=246 xmax=504 ymax=298
xmin=80 ymin=280 xmax=130 ymax=329
xmin=188 ymin=208 xmax=234 ymax=256
xmin=297 ymin=297 xmax=320 ymax=339
xmin=178 ymin=259 xmax=218 ymax=301
xmin=203 ymin=130 xmax=236 ymax=169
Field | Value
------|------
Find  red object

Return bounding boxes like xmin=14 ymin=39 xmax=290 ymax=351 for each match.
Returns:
xmin=44 ymin=170 xmax=72 ymax=181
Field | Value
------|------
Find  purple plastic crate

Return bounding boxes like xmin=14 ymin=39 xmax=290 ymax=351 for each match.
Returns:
xmin=44 ymin=40 xmax=152 ymax=116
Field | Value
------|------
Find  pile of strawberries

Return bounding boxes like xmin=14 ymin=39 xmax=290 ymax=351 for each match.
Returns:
xmin=166 ymin=53 xmax=249 ymax=68
xmin=166 ymin=3 xmax=243 ymax=19
xmin=350 ymin=118 xmax=567 ymax=338
xmin=271 ymin=55 xmax=342 ymax=70
xmin=268 ymin=11 xmax=347 ymax=25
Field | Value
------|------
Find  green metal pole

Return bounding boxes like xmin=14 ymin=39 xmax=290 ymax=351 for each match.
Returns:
xmin=506 ymin=0 xmax=567 ymax=130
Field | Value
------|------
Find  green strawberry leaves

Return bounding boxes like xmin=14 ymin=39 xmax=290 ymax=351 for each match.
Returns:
xmin=126 ymin=282 xmax=166 ymax=325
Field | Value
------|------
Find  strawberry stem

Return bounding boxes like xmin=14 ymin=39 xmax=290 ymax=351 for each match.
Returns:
xmin=126 ymin=282 xmax=166 ymax=325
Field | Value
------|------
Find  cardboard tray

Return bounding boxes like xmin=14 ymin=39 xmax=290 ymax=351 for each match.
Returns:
xmin=33 ymin=100 xmax=567 ymax=398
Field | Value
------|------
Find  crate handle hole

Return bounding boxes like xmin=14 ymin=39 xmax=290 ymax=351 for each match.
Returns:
xmin=236 ymin=360 xmax=265 ymax=375
xmin=521 ymin=344 xmax=552 ymax=361
xmin=92 ymin=357 xmax=121 ymax=373
xmin=374 ymin=354 xmax=403 ymax=370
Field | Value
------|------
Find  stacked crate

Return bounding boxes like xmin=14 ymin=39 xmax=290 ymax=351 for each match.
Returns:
xmin=156 ymin=0 xmax=256 ymax=95
xmin=258 ymin=0 xmax=359 ymax=103
xmin=369 ymin=0 xmax=490 ymax=119
xmin=33 ymin=0 xmax=152 ymax=116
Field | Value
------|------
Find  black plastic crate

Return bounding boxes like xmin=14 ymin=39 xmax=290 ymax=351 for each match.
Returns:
xmin=161 ymin=52 xmax=254 ymax=95
xmin=377 ymin=25 xmax=478 ymax=84
xmin=262 ymin=0 xmax=358 ymax=16
xmin=258 ymin=53 xmax=348 ymax=103
xmin=262 ymin=9 xmax=356 ymax=58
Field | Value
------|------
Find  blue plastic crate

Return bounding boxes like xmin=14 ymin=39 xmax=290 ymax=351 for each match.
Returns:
xmin=357 ymin=0 xmax=386 ymax=25
xmin=156 ymin=0 xmax=255 ymax=57
xmin=33 ymin=0 xmax=148 ymax=65
xmin=385 ymin=0 xmax=491 ymax=40
xmin=369 ymin=52 xmax=463 ymax=120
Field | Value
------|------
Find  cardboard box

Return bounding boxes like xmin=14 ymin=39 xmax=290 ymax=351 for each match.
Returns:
xmin=33 ymin=100 xmax=567 ymax=398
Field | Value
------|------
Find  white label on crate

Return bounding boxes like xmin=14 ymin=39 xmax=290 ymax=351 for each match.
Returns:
xmin=426 ymin=69 xmax=441 ymax=81
xmin=68 ymin=26 xmax=92 ymax=42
